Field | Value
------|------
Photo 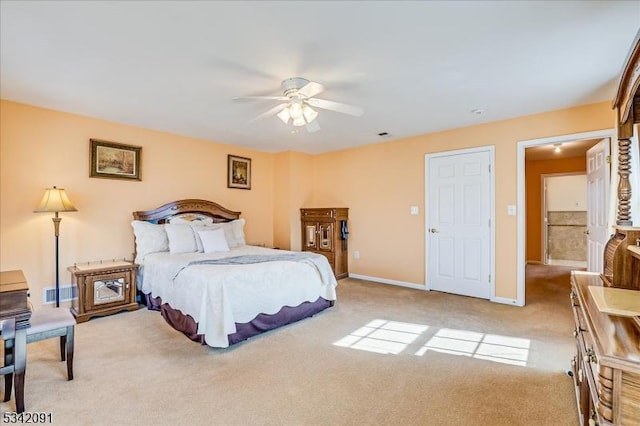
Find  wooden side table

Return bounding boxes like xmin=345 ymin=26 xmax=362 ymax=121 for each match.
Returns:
xmin=0 ymin=270 xmax=31 ymax=413
xmin=68 ymin=261 xmax=138 ymax=323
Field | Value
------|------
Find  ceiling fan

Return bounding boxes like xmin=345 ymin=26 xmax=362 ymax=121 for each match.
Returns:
xmin=232 ymin=77 xmax=363 ymax=133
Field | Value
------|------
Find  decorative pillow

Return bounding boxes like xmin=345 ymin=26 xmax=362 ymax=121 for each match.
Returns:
xmin=224 ymin=219 xmax=246 ymax=248
xmin=193 ymin=219 xmax=246 ymax=249
xmin=165 ymin=224 xmax=198 ymax=254
xmin=198 ymin=228 xmax=230 ymax=253
xmin=169 ymin=215 xmax=214 ymax=225
xmin=131 ymin=221 xmax=169 ymax=262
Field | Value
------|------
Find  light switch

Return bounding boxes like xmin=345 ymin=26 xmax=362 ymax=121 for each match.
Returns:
xmin=410 ymin=206 xmax=419 ymax=215
xmin=507 ymin=205 xmax=517 ymax=216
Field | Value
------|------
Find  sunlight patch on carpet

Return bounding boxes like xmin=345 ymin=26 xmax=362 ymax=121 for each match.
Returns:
xmin=334 ymin=320 xmax=531 ymax=366
xmin=416 ymin=328 xmax=531 ymax=366
xmin=333 ymin=319 xmax=429 ymax=354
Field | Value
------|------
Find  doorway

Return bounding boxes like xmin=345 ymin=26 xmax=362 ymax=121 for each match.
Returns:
xmin=516 ymin=130 xmax=614 ymax=306
xmin=425 ymin=146 xmax=495 ymax=300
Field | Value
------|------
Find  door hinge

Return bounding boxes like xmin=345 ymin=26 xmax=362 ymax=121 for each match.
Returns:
xmin=606 ymin=155 xmax=611 ymax=164
xmin=488 ymin=219 xmax=491 ymax=227
xmin=488 ymin=164 xmax=491 ymax=172
xmin=488 ymin=274 xmax=491 ymax=283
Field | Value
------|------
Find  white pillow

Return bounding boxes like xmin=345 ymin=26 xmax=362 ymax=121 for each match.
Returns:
xmin=131 ymin=221 xmax=169 ymax=262
xmin=165 ymin=224 xmax=198 ymax=254
xmin=223 ymin=219 xmax=246 ymax=248
xmin=189 ymin=222 xmax=207 ymax=252
xmin=194 ymin=219 xmax=246 ymax=249
xmin=198 ymin=228 xmax=230 ymax=253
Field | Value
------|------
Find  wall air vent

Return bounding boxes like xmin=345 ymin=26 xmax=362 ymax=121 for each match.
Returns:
xmin=43 ymin=285 xmax=78 ymax=304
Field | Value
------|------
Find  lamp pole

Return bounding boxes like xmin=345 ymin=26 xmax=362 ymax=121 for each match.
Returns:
xmin=53 ymin=212 xmax=61 ymax=307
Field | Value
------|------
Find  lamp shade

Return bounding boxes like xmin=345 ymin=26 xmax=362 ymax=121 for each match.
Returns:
xmin=35 ymin=186 xmax=77 ymax=213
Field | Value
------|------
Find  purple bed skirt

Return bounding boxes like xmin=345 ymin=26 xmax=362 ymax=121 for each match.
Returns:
xmin=144 ymin=293 xmax=334 ymax=346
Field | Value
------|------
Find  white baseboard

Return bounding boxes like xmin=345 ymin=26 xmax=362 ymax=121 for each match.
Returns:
xmin=348 ymin=273 xmax=425 ymax=291
xmin=491 ymin=296 xmax=523 ymax=307
xmin=349 ymin=274 xmax=524 ymax=306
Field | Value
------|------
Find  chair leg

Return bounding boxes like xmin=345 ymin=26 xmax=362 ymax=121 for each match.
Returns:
xmin=59 ymin=336 xmax=66 ymax=362
xmin=3 ymin=342 xmax=13 ymax=402
xmin=65 ymin=326 xmax=74 ymax=381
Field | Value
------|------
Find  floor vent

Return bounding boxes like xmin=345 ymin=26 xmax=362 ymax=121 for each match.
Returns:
xmin=43 ymin=285 xmax=78 ymax=304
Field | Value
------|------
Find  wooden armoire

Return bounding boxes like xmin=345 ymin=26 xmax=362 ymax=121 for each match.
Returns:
xmin=569 ymin=30 xmax=640 ymax=426
xmin=300 ymin=208 xmax=349 ymax=279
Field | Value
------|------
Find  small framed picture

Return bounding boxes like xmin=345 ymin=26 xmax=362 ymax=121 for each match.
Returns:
xmin=90 ymin=139 xmax=141 ymax=181
xmin=227 ymin=155 xmax=251 ymax=190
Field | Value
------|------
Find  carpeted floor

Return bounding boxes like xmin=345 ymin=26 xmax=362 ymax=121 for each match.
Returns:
xmin=1 ymin=264 xmax=580 ymax=425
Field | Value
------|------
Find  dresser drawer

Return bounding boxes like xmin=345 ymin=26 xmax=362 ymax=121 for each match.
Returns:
xmin=301 ymin=209 xmax=336 ymax=219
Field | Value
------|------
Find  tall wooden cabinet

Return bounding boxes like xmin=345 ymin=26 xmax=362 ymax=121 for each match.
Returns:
xmin=570 ymin=272 xmax=640 ymax=426
xmin=301 ymin=208 xmax=349 ymax=279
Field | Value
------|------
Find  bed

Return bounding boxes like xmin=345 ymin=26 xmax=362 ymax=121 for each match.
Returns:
xmin=132 ymin=199 xmax=337 ymax=348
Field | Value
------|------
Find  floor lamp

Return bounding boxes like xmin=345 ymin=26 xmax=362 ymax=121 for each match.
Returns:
xmin=35 ymin=186 xmax=77 ymax=308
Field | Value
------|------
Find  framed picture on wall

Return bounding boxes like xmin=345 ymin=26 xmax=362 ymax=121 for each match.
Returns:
xmin=227 ymin=155 xmax=251 ymax=190
xmin=90 ymin=139 xmax=141 ymax=181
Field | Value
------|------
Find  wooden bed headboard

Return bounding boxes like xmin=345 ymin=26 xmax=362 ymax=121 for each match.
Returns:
xmin=132 ymin=199 xmax=241 ymax=223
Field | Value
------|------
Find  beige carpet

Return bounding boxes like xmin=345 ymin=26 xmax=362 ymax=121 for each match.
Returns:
xmin=1 ymin=265 xmax=579 ymax=425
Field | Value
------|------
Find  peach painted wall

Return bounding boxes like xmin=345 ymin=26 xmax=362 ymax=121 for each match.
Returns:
xmin=0 ymin=99 xmax=616 ymax=307
xmin=0 ymin=100 xmax=275 ymax=307
xmin=312 ymin=102 xmax=614 ymax=300
xmin=525 ymin=156 xmax=587 ymax=263
xmin=273 ymin=150 xmax=314 ymax=250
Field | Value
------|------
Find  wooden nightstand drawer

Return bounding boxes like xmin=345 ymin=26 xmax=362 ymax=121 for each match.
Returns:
xmin=68 ymin=261 xmax=139 ymax=323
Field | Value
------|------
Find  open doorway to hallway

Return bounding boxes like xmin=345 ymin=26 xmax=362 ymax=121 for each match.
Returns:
xmin=516 ymin=129 xmax=615 ymax=306
xmin=524 ymin=139 xmax=600 ymax=269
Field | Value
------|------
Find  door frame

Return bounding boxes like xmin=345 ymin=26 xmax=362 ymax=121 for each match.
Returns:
xmin=425 ymin=145 xmax=496 ymax=300
xmin=516 ymin=129 xmax=614 ymax=306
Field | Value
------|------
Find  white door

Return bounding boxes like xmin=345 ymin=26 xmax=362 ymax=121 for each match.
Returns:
xmin=586 ymin=139 xmax=610 ymax=273
xmin=426 ymin=150 xmax=492 ymax=299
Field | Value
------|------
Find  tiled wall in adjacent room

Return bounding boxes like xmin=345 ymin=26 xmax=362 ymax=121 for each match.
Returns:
xmin=547 ymin=211 xmax=587 ymax=261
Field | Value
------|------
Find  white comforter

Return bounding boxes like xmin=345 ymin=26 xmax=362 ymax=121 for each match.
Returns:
xmin=140 ymin=246 xmax=338 ymax=347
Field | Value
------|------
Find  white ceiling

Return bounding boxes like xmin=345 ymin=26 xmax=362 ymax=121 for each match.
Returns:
xmin=1 ymin=1 xmax=639 ymax=154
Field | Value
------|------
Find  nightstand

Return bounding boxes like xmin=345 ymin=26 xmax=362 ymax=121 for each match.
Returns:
xmin=68 ymin=260 xmax=139 ymax=323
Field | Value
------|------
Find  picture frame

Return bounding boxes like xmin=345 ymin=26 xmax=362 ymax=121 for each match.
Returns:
xmin=90 ymin=139 xmax=141 ymax=181
xmin=227 ymin=154 xmax=251 ymax=190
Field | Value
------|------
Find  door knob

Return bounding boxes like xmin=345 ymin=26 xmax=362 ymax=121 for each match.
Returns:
xmin=429 ymin=228 xmax=439 ymax=233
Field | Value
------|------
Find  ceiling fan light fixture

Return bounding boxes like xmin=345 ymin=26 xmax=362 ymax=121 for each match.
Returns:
xmin=292 ymin=117 xmax=306 ymax=127
xmin=289 ymin=102 xmax=303 ymax=120
xmin=302 ymin=105 xmax=318 ymax=123
xmin=277 ymin=107 xmax=290 ymax=124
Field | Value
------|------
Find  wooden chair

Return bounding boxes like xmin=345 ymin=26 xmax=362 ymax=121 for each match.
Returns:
xmin=2 ymin=308 xmax=75 ymax=401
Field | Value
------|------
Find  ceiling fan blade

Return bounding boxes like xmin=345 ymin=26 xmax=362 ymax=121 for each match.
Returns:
xmin=233 ymin=96 xmax=289 ymax=101
xmin=297 ymin=81 xmax=325 ymax=98
xmin=306 ymin=119 xmax=321 ymax=133
xmin=248 ymin=103 xmax=289 ymax=123
xmin=306 ymin=98 xmax=363 ymax=116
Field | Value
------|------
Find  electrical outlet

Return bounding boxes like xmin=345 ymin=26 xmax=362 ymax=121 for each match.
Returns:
xmin=353 ymin=250 xmax=360 ymax=259
xmin=410 ymin=206 xmax=419 ymax=215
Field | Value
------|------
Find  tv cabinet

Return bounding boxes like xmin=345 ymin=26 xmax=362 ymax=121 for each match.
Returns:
xmin=300 ymin=208 xmax=349 ymax=279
